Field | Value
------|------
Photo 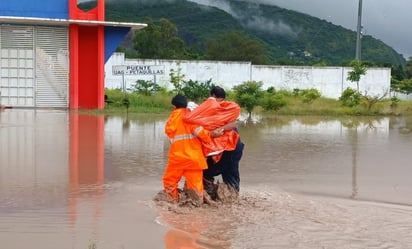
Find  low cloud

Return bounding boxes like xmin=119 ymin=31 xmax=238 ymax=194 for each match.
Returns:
xmin=242 ymin=16 xmax=299 ymax=37
xmin=188 ymin=0 xmax=298 ymax=37
xmin=191 ymin=0 xmax=412 ymax=58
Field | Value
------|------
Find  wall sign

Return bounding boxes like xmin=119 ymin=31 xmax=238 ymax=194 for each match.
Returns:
xmin=112 ymin=65 xmax=165 ymax=75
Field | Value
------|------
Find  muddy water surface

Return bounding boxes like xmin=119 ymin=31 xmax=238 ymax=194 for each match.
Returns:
xmin=1 ymin=109 xmax=412 ymax=249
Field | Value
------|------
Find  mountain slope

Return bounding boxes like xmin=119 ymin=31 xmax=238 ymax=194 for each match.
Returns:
xmin=227 ymin=1 xmax=404 ymax=66
xmin=97 ymin=0 xmax=405 ymax=66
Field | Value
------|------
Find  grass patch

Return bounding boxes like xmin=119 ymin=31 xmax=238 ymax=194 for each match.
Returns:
xmin=104 ymin=89 xmax=172 ymax=113
xmin=101 ymin=88 xmax=412 ymax=117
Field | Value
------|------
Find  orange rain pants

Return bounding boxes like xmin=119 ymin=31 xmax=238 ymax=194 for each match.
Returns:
xmin=163 ymin=168 xmax=204 ymax=201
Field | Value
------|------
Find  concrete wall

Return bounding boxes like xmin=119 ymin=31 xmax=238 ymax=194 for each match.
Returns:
xmin=105 ymin=52 xmax=392 ymax=99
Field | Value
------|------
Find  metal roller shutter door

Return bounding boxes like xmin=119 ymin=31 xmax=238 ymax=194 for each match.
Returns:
xmin=0 ymin=25 xmax=35 ymax=107
xmin=35 ymin=26 xmax=69 ymax=108
xmin=0 ymin=25 xmax=69 ymax=108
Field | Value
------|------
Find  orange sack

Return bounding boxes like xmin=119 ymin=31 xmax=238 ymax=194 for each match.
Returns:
xmin=183 ymin=97 xmax=240 ymax=160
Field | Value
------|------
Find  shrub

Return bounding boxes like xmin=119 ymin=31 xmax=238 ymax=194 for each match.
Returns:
xmin=390 ymin=96 xmax=400 ymax=108
xmin=266 ymin=86 xmax=276 ymax=93
xmin=261 ymin=92 xmax=287 ymax=111
xmin=300 ymin=88 xmax=321 ymax=103
xmin=129 ymin=79 xmax=160 ymax=96
xmin=233 ymin=81 xmax=264 ymax=116
xmin=181 ymin=79 xmax=214 ymax=103
xmin=339 ymin=87 xmax=361 ymax=107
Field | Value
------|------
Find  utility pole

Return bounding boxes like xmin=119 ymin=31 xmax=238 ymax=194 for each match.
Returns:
xmin=355 ymin=0 xmax=363 ymax=60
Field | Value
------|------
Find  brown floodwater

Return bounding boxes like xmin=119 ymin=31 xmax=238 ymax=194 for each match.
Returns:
xmin=1 ymin=109 xmax=412 ymax=249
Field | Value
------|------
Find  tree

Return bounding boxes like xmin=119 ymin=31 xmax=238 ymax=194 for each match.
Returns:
xmin=204 ymin=31 xmax=269 ymax=64
xmin=390 ymin=63 xmax=406 ymax=81
xmin=347 ymin=59 xmax=367 ymax=92
xmin=393 ymin=78 xmax=412 ymax=95
xmin=346 ymin=60 xmax=388 ymax=111
xmin=391 ymin=59 xmax=412 ymax=95
xmin=133 ymin=17 xmax=188 ymax=59
xmin=362 ymin=90 xmax=388 ymax=111
xmin=169 ymin=62 xmax=185 ymax=94
xmin=233 ymin=81 xmax=264 ymax=118
xmin=405 ymin=56 xmax=412 ymax=79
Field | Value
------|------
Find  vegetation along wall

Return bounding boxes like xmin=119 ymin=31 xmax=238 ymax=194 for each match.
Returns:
xmin=105 ymin=53 xmax=391 ymax=99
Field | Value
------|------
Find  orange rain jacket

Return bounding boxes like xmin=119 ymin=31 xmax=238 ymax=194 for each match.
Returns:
xmin=183 ymin=97 xmax=241 ymax=161
xmin=163 ymin=108 xmax=214 ymax=200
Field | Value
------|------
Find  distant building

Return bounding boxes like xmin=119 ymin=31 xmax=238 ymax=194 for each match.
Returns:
xmin=303 ymin=51 xmax=312 ymax=57
xmin=0 ymin=0 xmax=146 ymax=109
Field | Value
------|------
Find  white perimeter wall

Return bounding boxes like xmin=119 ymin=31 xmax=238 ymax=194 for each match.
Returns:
xmin=105 ymin=52 xmax=392 ymax=99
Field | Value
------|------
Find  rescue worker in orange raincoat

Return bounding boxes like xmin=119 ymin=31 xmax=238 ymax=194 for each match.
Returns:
xmin=163 ymin=94 xmax=221 ymax=203
xmin=183 ymin=86 xmax=244 ymax=199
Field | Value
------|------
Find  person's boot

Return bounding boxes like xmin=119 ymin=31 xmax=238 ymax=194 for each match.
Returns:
xmin=216 ymin=182 xmax=239 ymax=202
xmin=185 ymin=189 xmax=203 ymax=207
xmin=203 ymin=190 xmax=218 ymax=206
xmin=203 ymin=178 xmax=218 ymax=200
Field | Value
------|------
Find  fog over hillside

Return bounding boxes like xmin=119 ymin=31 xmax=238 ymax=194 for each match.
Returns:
xmin=188 ymin=0 xmax=412 ymax=59
xmin=78 ymin=0 xmax=411 ymax=59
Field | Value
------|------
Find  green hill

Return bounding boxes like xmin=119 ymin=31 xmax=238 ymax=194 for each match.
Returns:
xmin=92 ymin=0 xmax=405 ymax=66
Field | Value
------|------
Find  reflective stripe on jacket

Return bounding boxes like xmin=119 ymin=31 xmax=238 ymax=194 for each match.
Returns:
xmin=165 ymin=108 xmax=211 ymax=170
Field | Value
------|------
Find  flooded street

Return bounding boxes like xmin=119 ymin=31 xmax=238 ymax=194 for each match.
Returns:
xmin=1 ymin=109 xmax=412 ymax=249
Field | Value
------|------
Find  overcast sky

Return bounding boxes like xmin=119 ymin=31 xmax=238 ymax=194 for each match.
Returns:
xmin=80 ymin=0 xmax=411 ymax=59
xmin=188 ymin=0 xmax=412 ymax=60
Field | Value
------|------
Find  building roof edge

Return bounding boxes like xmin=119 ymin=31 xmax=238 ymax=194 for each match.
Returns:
xmin=0 ymin=16 xmax=147 ymax=29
